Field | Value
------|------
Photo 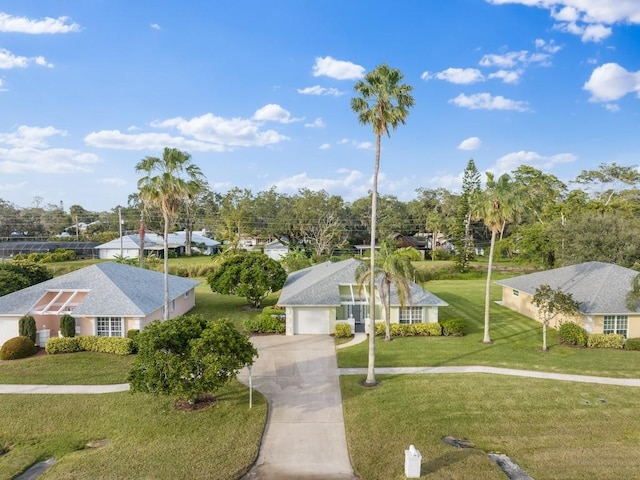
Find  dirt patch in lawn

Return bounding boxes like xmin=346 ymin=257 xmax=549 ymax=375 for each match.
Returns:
xmin=174 ymin=393 xmax=217 ymax=411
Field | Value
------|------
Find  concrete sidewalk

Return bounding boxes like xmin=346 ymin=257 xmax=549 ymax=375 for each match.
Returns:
xmin=238 ymin=335 xmax=357 ymax=480
xmin=0 ymin=383 xmax=129 ymax=394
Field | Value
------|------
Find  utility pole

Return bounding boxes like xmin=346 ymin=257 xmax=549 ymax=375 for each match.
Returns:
xmin=119 ymin=208 xmax=123 ymax=258
xmin=139 ymin=210 xmax=145 ymax=268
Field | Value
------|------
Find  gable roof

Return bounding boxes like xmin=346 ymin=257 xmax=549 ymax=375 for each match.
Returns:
xmin=0 ymin=262 xmax=200 ymax=317
xmin=278 ymin=258 xmax=447 ymax=307
xmin=496 ymin=261 xmax=639 ymax=315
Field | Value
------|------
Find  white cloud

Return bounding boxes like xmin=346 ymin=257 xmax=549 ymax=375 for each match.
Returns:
xmin=489 ymin=150 xmax=576 ymax=175
xmin=253 ymin=104 xmax=300 ymax=123
xmin=84 ymin=130 xmax=227 ymax=151
xmin=479 ymin=50 xmax=551 ymax=68
xmin=555 ymin=21 xmax=612 ymax=42
xmin=458 ymin=137 xmax=482 ymax=150
xmin=583 ymin=63 xmax=640 ymax=102
xmin=150 ymin=23 xmax=161 ymax=30
xmin=319 ymin=143 xmax=331 ymax=150
xmin=0 ymin=48 xmax=52 ymax=69
xmin=424 ymin=68 xmax=485 ymax=84
xmin=0 ymin=12 xmax=81 ymax=34
xmin=297 ymin=85 xmax=344 ymax=96
xmin=272 ymin=170 xmax=366 ymax=199
xmin=450 ymin=93 xmax=530 ymax=112
xmin=0 ymin=181 xmax=27 ymax=192
xmin=488 ymin=69 xmax=522 ymax=84
xmin=305 ymin=118 xmax=325 ymax=128
xmin=605 ymin=103 xmax=620 ymax=112
xmin=0 ymin=147 xmax=98 ymax=174
xmin=100 ymin=177 xmax=127 ymax=186
xmin=355 ymin=141 xmax=373 ymax=150
xmin=0 ymin=125 xmax=66 ymax=148
xmin=312 ymin=56 xmax=365 ymax=80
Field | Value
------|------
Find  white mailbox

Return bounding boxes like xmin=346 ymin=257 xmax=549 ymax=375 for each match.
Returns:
xmin=404 ymin=444 xmax=421 ymax=478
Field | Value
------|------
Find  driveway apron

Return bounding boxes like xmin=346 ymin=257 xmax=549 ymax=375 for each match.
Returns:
xmin=238 ymin=335 xmax=357 ymax=480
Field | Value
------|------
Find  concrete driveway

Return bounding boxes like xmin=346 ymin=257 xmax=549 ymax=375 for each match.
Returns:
xmin=238 ymin=335 xmax=357 ymax=480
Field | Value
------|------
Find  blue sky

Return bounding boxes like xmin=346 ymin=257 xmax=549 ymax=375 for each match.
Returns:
xmin=1 ymin=1 xmax=639 ymax=211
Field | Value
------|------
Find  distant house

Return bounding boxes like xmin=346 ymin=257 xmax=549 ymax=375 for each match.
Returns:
xmin=277 ymin=258 xmax=447 ymax=335
xmin=95 ymin=231 xmax=219 ymax=259
xmin=264 ymin=239 xmax=290 ymax=260
xmin=0 ymin=262 xmax=200 ymax=347
xmin=497 ymin=261 xmax=640 ymax=338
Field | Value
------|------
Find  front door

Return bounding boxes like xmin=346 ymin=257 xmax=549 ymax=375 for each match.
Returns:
xmin=350 ymin=304 xmax=367 ymax=333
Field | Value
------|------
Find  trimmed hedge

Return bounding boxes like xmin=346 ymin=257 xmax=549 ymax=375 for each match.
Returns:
xmin=334 ymin=323 xmax=352 ymax=338
xmin=19 ymin=315 xmax=37 ymax=343
xmin=0 ymin=336 xmax=38 ymax=360
xmin=558 ymin=322 xmax=588 ymax=347
xmin=243 ymin=315 xmax=285 ymax=334
xmin=60 ymin=314 xmax=76 ymax=337
xmin=625 ymin=337 xmax=640 ymax=351
xmin=439 ymin=318 xmax=466 ymax=336
xmin=375 ymin=322 xmax=442 ymax=337
xmin=587 ymin=333 xmax=625 ymax=349
xmin=46 ymin=336 xmax=133 ymax=355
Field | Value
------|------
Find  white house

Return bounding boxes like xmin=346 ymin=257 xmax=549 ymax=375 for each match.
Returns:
xmin=264 ymin=239 xmax=290 ymax=260
xmin=95 ymin=231 xmax=219 ymax=259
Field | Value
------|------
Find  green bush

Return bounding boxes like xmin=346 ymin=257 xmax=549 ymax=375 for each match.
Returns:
xmin=411 ymin=323 xmax=442 ymax=336
xmin=587 ymin=333 xmax=625 ymax=349
xmin=243 ymin=315 xmax=285 ymax=334
xmin=0 ymin=336 xmax=38 ymax=360
xmin=439 ymin=318 xmax=466 ymax=336
xmin=624 ymin=337 xmax=640 ymax=351
xmin=60 ymin=314 xmax=76 ymax=337
xmin=375 ymin=322 xmax=442 ymax=337
xmin=558 ymin=322 xmax=588 ymax=347
xmin=46 ymin=336 xmax=133 ymax=355
xmin=45 ymin=337 xmax=82 ymax=354
xmin=18 ymin=315 xmax=37 ymax=343
xmin=335 ymin=323 xmax=352 ymax=338
xmin=127 ymin=329 xmax=140 ymax=353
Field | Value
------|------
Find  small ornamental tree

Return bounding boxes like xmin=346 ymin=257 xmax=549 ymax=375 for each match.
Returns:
xmin=18 ymin=315 xmax=37 ymax=343
xmin=60 ymin=314 xmax=76 ymax=337
xmin=128 ymin=315 xmax=257 ymax=405
xmin=207 ymin=252 xmax=287 ymax=308
xmin=532 ymin=284 xmax=581 ymax=351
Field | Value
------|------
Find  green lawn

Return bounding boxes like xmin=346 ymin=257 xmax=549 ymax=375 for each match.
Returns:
xmin=0 ymin=381 xmax=267 ymax=480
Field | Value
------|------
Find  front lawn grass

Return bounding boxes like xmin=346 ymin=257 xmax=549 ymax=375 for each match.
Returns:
xmin=341 ymin=374 xmax=640 ymax=480
xmin=338 ymin=279 xmax=640 ymax=378
xmin=0 ymin=380 xmax=267 ymax=480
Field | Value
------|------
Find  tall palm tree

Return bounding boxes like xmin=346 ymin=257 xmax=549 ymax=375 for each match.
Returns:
xmin=473 ymin=172 xmax=519 ymax=343
xmin=351 ymin=64 xmax=414 ymax=386
xmin=135 ymin=147 xmax=205 ymax=320
xmin=355 ymin=241 xmax=416 ymax=342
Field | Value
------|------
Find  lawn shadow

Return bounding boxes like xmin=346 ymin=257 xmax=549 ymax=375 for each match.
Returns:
xmin=421 ymin=448 xmax=485 ymax=476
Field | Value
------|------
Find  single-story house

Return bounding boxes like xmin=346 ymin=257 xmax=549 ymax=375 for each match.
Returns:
xmin=496 ymin=261 xmax=640 ymax=338
xmin=95 ymin=231 xmax=219 ymax=259
xmin=264 ymin=239 xmax=289 ymax=260
xmin=0 ymin=262 xmax=200 ymax=347
xmin=277 ymin=258 xmax=448 ymax=335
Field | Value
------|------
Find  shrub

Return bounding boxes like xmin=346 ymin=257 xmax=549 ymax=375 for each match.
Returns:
xmin=18 ymin=315 xmax=37 ymax=343
xmin=334 ymin=323 xmax=352 ymax=338
xmin=127 ymin=329 xmax=140 ymax=353
xmin=558 ymin=322 xmax=588 ymax=347
xmin=45 ymin=337 xmax=82 ymax=354
xmin=376 ymin=322 xmax=442 ymax=337
xmin=439 ymin=318 xmax=466 ymax=336
xmin=60 ymin=314 xmax=76 ymax=337
xmin=625 ymin=337 xmax=640 ymax=351
xmin=587 ymin=333 xmax=625 ymax=349
xmin=411 ymin=323 xmax=442 ymax=336
xmin=243 ymin=315 xmax=285 ymax=334
xmin=0 ymin=336 xmax=38 ymax=360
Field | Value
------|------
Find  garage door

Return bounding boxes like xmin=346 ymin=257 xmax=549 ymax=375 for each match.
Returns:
xmin=0 ymin=319 xmax=19 ymax=347
xmin=294 ymin=308 xmax=329 ymax=334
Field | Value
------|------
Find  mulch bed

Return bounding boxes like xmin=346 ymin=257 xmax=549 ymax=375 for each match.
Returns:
xmin=174 ymin=393 xmax=217 ymax=411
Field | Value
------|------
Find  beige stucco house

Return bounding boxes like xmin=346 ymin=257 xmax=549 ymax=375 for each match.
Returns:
xmin=0 ymin=262 xmax=200 ymax=347
xmin=497 ymin=261 xmax=640 ymax=338
xmin=277 ymin=258 xmax=447 ymax=335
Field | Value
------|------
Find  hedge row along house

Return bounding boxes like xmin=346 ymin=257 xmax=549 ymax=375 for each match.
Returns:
xmin=0 ymin=262 xmax=199 ymax=347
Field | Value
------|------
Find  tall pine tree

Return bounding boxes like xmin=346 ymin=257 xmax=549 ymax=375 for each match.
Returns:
xmin=454 ymin=159 xmax=480 ymax=272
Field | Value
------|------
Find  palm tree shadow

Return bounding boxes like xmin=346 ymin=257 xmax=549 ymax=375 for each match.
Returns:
xmin=421 ymin=449 xmax=485 ymax=475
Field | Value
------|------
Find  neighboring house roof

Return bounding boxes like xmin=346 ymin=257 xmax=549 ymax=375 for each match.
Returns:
xmin=95 ymin=232 xmax=219 ymax=252
xmin=169 ymin=231 xmax=220 ymax=247
xmin=264 ymin=239 xmax=289 ymax=249
xmin=278 ymin=258 xmax=447 ymax=307
xmin=496 ymin=261 xmax=639 ymax=315
xmin=0 ymin=262 xmax=200 ymax=317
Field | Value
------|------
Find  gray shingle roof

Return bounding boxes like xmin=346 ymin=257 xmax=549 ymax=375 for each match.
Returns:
xmin=278 ymin=258 xmax=447 ymax=307
xmin=496 ymin=261 xmax=639 ymax=314
xmin=0 ymin=262 xmax=200 ymax=317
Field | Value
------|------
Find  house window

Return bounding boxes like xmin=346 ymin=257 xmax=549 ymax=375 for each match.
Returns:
xmin=399 ymin=307 xmax=423 ymax=324
xmin=513 ymin=290 xmax=519 ymax=296
xmin=96 ymin=317 xmax=123 ymax=337
xmin=184 ymin=289 xmax=190 ymax=298
xmin=603 ymin=315 xmax=628 ymax=337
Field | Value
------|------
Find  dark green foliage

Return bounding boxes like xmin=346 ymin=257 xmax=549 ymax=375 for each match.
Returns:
xmin=0 ymin=336 xmax=38 ymax=360
xmin=60 ymin=314 xmax=76 ymax=337
xmin=207 ymin=252 xmax=287 ymax=308
xmin=129 ymin=315 xmax=257 ymax=403
xmin=18 ymin=315 xmax=37 ymax=343
xmin=439 ymin=318 xmax=466 ymax=336
xmin=334 ymin=323 xmax=352 ymax=338
xmin=0 ymin=261 xmax=53 ymax=296
xmin=243 ymin=315 xmax=285 ymax=334
xmin=624 ymin=337 xmax=640 ymax=351
xmin=127 ymin=329 xmax=140 ymax=353
xmin=0 ymin=270 xmax=30 ymax=296
xmin=558 ymin=322 xmax=588 ymax=347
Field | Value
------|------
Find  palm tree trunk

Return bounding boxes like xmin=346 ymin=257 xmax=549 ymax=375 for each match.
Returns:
xmin=483 ymin=230 xmax=497 ymax=343
xmin=365 ymin=134 xmax=381 ymax=386
xmin=163 ymin=213 xmax=170 ymax=321
xmin=385 ymin=279 xmax=391 ymax=342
